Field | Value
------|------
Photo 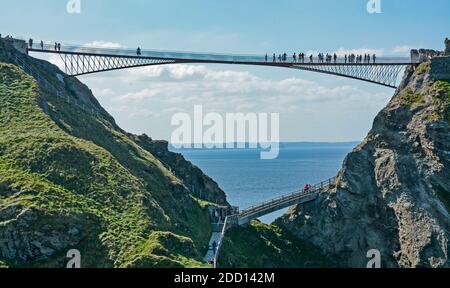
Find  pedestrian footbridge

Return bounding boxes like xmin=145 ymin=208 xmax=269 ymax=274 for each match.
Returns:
xmin=26 ymin=42 xmax=420 ymax=88
xmin=204 ymin=177 xmax=336 ymax=266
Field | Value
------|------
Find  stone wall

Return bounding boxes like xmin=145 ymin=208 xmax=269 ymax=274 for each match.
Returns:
xmin=430 ymin=56 xmax=450 ymax=81
xmin=411 ymin=49 xmax=444 ymax=63
xmin=445 ymin=38 xmax=450 ymax=56
xmin=1 ymin=37 xmax=27 ymax=54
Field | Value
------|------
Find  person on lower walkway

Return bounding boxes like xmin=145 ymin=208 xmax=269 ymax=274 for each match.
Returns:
xmin=212 ymin=241 xmax=218 ymax=254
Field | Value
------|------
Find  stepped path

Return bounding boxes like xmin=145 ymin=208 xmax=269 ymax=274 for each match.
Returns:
xmin=205 ymin=178 xmax=336 ymax=267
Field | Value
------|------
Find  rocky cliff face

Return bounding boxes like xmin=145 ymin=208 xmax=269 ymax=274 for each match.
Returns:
xmin=0 ymin=38 xmax=228 ymax=268
xmin=278 ymin=59 xmax=450 ymax=268
xmin=130 ymin=136 xmax=228 ymax=205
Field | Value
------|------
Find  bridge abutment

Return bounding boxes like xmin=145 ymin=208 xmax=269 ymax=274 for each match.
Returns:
xmin=1 ymin=37 xmax=27 ymax=54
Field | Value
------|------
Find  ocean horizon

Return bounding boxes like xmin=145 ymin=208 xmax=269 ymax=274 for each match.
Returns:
xmin=171 ymin=141 xmax=359 ymax=223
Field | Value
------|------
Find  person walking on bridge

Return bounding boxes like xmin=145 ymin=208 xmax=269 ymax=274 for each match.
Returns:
xmin=28 ymin=38 xmax=33 ymax=49
xmin=57 ymin=43 xmax=61 ymax=52
xmin=293 ymin=53 xmax=297 ymax=63
xmin=373 ymin=54 xmax=376 ymax=63
xmin=137 ymin=47 xmax=142 ymax=56
xmin=40 ymin=40 xmax=44 ymax=50
xmin=54 ymin=42 xmax=58 ymax=51
xmin=273 ymin=53 xmax=276 ymax=62
xmin=265 ymin=53 xmax=268 ymax=62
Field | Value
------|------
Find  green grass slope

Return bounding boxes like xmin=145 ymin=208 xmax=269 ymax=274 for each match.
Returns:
xmin=0 ymin=45 xmax=217 ymax=267
xmin=218 ymin=221 xmax=332 ymax=268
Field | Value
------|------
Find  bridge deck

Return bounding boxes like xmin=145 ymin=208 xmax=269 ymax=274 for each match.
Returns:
xmin=237 ymin=177 xmax=336 ymax=225
xmin=27 ymin=43 xmax=418 ymax=88
xmin=29 ymin=44 xmax=416 ymax=66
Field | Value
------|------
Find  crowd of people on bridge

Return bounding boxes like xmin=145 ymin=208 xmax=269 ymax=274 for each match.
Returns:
xmin=21 ymin=37 xmax=382 ymax=65
xmin=266 ymin=51 xmax=378 ymax=64
xmin=346 ymin=53 xmax=377 ymax=64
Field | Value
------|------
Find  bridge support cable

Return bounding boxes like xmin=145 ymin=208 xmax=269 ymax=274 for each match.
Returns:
xmin=291 ymin=64 xmax=406 ymax=88
xmin=28 ymin=46 xmax=415 ymax=87
xmin=58 ymin=53 xmax=178 ymax=76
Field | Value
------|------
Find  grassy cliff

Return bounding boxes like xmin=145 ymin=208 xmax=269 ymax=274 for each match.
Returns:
xmin=0 ymin=39 xmax=226 ymax=268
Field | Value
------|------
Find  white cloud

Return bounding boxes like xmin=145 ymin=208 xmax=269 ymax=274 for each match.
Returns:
xmin=43 ymin=54 xmax=65 ymax=71
xmin=118 ymin=88 xmax=161 ymax=101
xmin=37 ymin=50 xmax=393 ymax=141
xmin=332 ymin=48 xmax=384 ymax=57
xmin=392 ymin=45 xmax=417 ymax=56
xmin=112 ymin=64 xmax=390 ymax=117
xmin=81 ymin=41 xmax=122 ymax=49
xmin=92 ymin=88 xmax=115 ymax=98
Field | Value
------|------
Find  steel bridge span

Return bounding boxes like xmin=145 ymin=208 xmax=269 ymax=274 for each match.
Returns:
xmin=28 ymin=44 xmax=419 ymax=88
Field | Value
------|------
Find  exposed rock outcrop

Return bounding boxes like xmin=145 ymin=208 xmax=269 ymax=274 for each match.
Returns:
xmin=131 ymin=136 xmax=228 ymax=205
xmin=278 ymin=57 xmax=450 ymax=268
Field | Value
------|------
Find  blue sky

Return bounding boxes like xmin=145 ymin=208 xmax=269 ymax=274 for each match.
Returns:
xmin=1 ymin=0 xmax=449 ymax=141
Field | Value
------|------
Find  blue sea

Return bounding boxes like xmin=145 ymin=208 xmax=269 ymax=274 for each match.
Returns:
xmin=171 ymin=142 xmax=358 ymax=223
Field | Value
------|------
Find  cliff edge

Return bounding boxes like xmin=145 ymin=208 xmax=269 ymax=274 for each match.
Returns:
xmin=220 ymin=48 xmax=450 ymax=268
xmin=277 ymin=55 xmax=450 ymax=268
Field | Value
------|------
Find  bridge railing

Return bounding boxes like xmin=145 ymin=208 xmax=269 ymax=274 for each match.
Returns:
xmin=30 ymin=43 xmax=266 ymax=63
xmin=239 ymin=177 xmax=336 ymax=217
xmin=213 ymin=214 xmax=239 ymax=268
xmin=28 ymin=43 xmax=417 ymax=64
